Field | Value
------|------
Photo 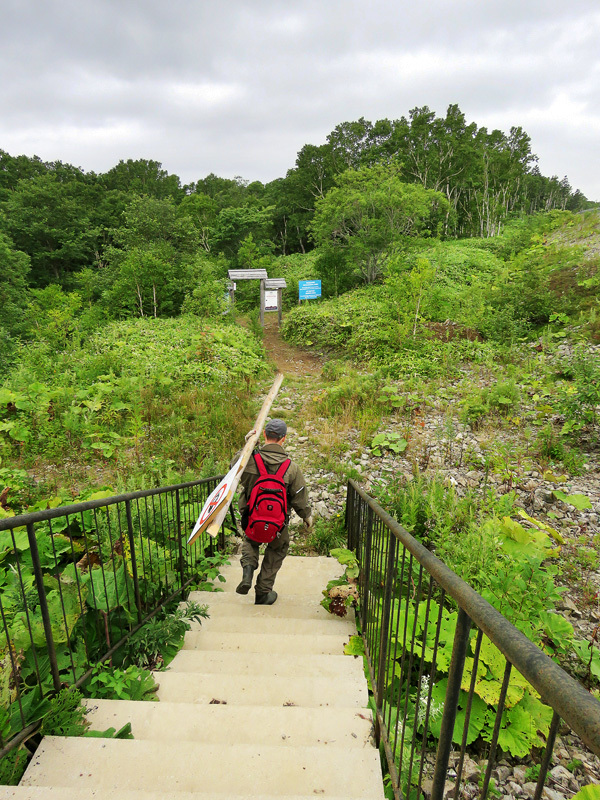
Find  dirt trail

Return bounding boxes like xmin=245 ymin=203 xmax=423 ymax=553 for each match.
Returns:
xmin=261 ymin=314 xmax=324 ymax=377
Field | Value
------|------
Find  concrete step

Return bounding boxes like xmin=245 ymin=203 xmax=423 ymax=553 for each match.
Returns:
xmin=182 ymin=630 xmax=350 ymax=655
xmin=154 ymin=670 xmax=367 ymax=707
xmin=213 ymin=558 xmax=344 ymax=597
xmin=189 ymin=590 xmax=347 ymax=619
xmin=165 ymin=648 xmax=363 ymax=679
xmin=85 ymin=699 xmax=374 ymax=748
xmin=197 ymin=614 xmax=354 ymax=636
xmin=22 ymin=737 xmax=385 ymax=799
xmin=0 ymin=789 xmax=356 ymax=800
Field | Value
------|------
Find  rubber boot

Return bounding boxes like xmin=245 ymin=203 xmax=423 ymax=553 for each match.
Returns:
xmin=236 ymin=565 xmax=255 ymax=595
xmin=255 ymin=590 xmax=278 ymax=605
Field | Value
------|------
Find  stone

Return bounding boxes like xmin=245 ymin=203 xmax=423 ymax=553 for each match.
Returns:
xmin=549 ymin=765 xmax=575 ymax=788
xmin=522 ymin=782 xmax=539 ymax=798
xmin=462 ymin=757 xmax=480 ymax=783
xmin=542 ymin=788 xmax=567 ymax=800
xmin=512 ymin=766 xmax=527 ymax=783
xmin=495 ymin=765 xmax=512 ymax=784
xmin=313 ymin=501 xmax=331 ymax=519
xmin=556 ymin=597 xmax=579 ymax=614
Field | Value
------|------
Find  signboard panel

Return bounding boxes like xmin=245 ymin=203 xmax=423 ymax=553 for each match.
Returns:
xmin=299 ymin=280 xmax=322 ymax=300
xmin=188 ymin=458 xmax=241 ymax=543
xmin=264 ymin=289 xmax=278 ymax=312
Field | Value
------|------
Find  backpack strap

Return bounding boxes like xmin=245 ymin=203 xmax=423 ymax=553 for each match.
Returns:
xmin=253 ymin=452 xmax=268 ymax=477
xmin=274 ymin=458 xmax=291 ymax=480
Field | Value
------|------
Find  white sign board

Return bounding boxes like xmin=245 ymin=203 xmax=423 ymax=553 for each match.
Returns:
xmin=264 ymin=290 xmax=278 ymax=312
xmin=188 ymin=457 xmax=241 ymax=542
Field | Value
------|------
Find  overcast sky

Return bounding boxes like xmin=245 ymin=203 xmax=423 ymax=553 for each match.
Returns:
xmin=2 ymin=0 xmax=599 ymax=199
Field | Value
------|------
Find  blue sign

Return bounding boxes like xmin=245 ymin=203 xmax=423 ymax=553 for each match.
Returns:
xmin=299 ymin=280 xmax=322 ymax=300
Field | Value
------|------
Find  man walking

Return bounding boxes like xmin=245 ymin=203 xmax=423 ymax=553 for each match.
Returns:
xmin=235 ymin=419 xmax=312 ymax=605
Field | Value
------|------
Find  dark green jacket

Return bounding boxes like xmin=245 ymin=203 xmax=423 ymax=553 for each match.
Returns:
xmin=233 ymin=443 xmax=311 ymax=523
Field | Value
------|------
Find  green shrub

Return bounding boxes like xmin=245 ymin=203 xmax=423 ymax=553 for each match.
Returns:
xmin=485 ymin=379 xmax=521 ymax=415
xmin=85 ymin=664 xmax=159 ymax=701
xmin=305 ymin=516 xmax=346 ymax=556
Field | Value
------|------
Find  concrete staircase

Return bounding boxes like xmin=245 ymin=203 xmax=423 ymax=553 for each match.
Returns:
xmin=5 ymin=555 xmax=385 ymax=800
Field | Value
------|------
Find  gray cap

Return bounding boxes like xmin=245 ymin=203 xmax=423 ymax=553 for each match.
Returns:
xmin=264 ymin=419 xmax=287 ymax=439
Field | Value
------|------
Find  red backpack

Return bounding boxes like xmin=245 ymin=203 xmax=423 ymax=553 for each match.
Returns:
xmin=245 ymin=452 xmax=291 ymax=543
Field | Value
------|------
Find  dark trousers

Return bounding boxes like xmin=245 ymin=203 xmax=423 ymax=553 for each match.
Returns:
xmin=241 ymin=526 xmax=290 ymax=594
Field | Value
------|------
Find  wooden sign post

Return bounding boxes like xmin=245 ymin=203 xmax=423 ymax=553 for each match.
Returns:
xmin=188 ymin=373 xmax=285 ymax=544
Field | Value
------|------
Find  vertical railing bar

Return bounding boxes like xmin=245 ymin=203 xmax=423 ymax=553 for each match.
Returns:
xmin=10 ymin=527 xmax=43 ymax=690
xmin=361 ymin=505 xmax=373 ymax=636
xmin=115 ymin=503 xmax=133 ymax=621
xmin=455 ymin=628 xmax=484 ymax=797
xmin=533 ymin=710 xmax=561 ymax=800
xmin=375 ymin=532 xmax=397 ymax=745
xmin=369 ymin=516 xmax=384 ymax=679
xmin=406 ymin=574 xmax=435 ymax=792
xmin=72 ymin=511 xmax=92 ymax=666
xmin=125 ymin=499 xmax=143 ymax=624
xmin=382 ymin=544 xmax=403 ymax=739
xmin=141 ymin=496 xmax=153 ymax=587
xmin=390 ymin=545 xmax=408 ymax=760
xmin=48 ymin=517 xmax=77 ymax=684
xmin=180 ymin=488 xmax=190 ymax=581
xmin=395 ymin=551 xmax=415 ymax=777
xmin=480 ymin=659 xmax=513 ymax=800
xmin=417 ymin=585 xmax=447 ymax=794
xmin=167 ymin=492 xmax=177 ymax=572
xmin=104 ymin=504 xmax=124 ymax=643
xmin=91 ymin=507 xmax=110 ymax=644
xmin=26 ymin=522 xmax=61 ymax=693
xmin=151 ymin=493 xmax=163 ymax=589
xmin=398 ymin=560 xmax=424 ymax=782
xmin=0 ymin=594 xmax=26 ymax=730
xmin=431 ymin=607 xmax=472 ymax=800
xmin=135 ymin=497 xmax=148 ymax=606
xmin=345 ymin=482 xmax=353 ymax=551
xmin=176 ymin=488 xmax=185 ymax=591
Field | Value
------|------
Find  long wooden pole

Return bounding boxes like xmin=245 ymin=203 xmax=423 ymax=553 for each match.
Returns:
xmin=188 ymin=373 xmax=284 ymax=544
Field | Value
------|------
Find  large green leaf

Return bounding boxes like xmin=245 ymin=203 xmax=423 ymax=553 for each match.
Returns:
xmin=540 ymin=610 xmax=574 ymax=646
xmin=11 ymin=582 xmax=84 ymax=648
xmin=553 ymin=491 xmax=593 ymax=511
xmin=429 ymin=680 xmax=488 ymax=745
xmin=86 ymin=562 xmax=135 ymax=613
xmin=0 ymin=528 xmax=30 ymax=561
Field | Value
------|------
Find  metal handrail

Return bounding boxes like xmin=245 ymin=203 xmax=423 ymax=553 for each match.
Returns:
xmin=0 ymin=478 xmax=221 ymax=531
xmin=0 ymin=475 xmax=228 ymax=760
xmin=346 ymin=479 xmax=600 ymax=800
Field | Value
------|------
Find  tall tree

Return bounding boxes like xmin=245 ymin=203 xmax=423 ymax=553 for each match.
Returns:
xmin=101 ymin=159 xmax=183 ymax=202
xmin=311 ymin=164 xmax=449 ymax=291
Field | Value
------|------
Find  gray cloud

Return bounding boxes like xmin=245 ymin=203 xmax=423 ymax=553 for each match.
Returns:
xmin=1 ymin=0 xmax=599 ymax=198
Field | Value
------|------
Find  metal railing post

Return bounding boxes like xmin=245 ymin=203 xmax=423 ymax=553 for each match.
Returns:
xmin=176 ymin=489 xmax=185 ymax=589
xmin=125 ymin=500 xmax=143 ymax=623
xmin=26 ymin=522 xmax=61 ymax=693
xmin=345 ymin=482 xmax=354 ymax=551
xmin=375 ymin=532 xmax=397 ymax=744
xmin=361 ymin=505 xmax=374 ymax=634
xmin=431 ymin=607 xmax=472 ymax=800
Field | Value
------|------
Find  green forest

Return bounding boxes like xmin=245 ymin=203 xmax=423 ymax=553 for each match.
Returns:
xmin=0 ymin=102 xmax=598 ymax=509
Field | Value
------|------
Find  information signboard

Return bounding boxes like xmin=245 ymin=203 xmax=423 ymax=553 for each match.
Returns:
xmin=264 ymin=290 xmax=278 ymax=312
xmin=299 ymin=280 xmax=322 ymax=300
